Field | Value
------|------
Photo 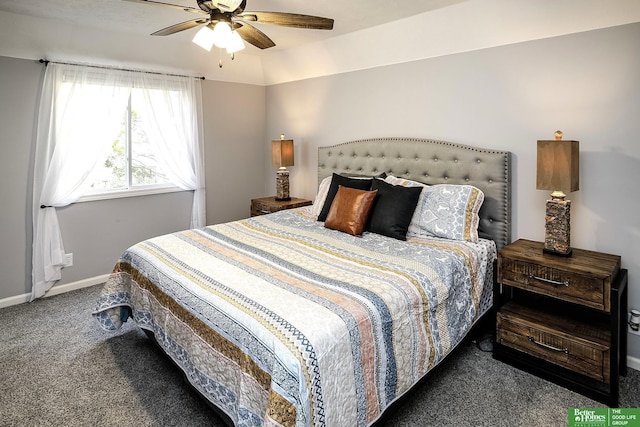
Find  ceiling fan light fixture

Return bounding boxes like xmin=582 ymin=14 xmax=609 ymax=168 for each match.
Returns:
xmin=192 ymin=24 xmax=216 ymax=51
xmin=226 ymin=30 xmax=245 ymax=54
xmin=212 ymin=21 xmax=233 ymax=48
xmin=140 ymin=0 xmax=334 ymax=58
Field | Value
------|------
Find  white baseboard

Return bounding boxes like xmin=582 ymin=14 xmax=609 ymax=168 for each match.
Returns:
xmin=0 ymin=274 xmax=110 ymax=309
xmin=628 ymin=355 xmax=640 ymax=372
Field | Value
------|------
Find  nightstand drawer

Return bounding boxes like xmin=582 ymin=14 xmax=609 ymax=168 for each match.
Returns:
xmin=499 ymin=259 xmax=605 ymax=311
xmin=497 ymin=302 xmax=610 ymax=383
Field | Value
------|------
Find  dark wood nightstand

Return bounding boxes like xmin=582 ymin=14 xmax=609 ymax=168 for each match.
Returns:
xmin=251 ymin=196 xmax=312 ymax=217
xmin=493 ymin=239 xmax=628 ymax=406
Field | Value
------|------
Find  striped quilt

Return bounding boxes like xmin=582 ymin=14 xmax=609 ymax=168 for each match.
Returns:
xmin=94 ymin=207 xmax=495 ymax=427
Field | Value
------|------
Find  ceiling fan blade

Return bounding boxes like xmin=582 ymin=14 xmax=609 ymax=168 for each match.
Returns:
xmin=238 ymin=12 xmax=334 ymax=30
xmin=235 ymin=22 xmax=276 ymax=49
xmin=121 ymin=0 xmax=207 ymax=15
xmin=152 ymin=18 xmax=209 ymax=36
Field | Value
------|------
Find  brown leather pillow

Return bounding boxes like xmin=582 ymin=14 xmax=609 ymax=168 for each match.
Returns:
xmin=324 ymin=186 xmax=378 ymax=236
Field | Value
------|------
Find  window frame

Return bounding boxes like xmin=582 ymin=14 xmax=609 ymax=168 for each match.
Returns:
xmin=78 ymin=89 xmax=182 ymax=202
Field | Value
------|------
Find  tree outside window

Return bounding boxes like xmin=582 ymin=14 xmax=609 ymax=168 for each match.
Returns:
xmin=89 ymin=89 xmax=170 ymax=193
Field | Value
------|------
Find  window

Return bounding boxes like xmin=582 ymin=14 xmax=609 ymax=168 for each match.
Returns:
xmin=86 ymin=89 xmax=175 ymax=198
xmin=33 ymin=62 xmax=205 ymax=299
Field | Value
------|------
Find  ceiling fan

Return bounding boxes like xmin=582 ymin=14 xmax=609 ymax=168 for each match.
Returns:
xmin=123 ymin=0 xmax=334 ymax=51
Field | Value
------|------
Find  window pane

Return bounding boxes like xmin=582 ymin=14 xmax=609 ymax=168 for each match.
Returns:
xmin=89 ymin=112 xmax=127 ymax=191
xmin=131 ymin=90 xmax=169 ymax=187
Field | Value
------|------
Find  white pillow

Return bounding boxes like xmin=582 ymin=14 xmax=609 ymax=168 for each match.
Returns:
xmin=311 ymin=176 xmax=333 ymax=217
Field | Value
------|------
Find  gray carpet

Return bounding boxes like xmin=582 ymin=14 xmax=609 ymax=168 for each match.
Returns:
xmin=1 ymin=285 xmax=638 ymax=427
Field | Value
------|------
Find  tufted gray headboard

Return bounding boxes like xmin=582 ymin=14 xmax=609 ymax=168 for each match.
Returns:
xmin=318 ymin=137 xmax=512 ymax=251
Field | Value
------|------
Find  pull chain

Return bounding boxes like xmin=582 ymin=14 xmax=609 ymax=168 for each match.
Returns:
xmin=217 ymin=48 xmax=237 ymax=68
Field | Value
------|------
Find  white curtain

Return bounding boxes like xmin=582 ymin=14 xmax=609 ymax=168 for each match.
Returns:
xmin=32 ymin=64 xmax=132 ymax=300
xmin=134 ymin=75 xmax=206 ymax=228
xmin=32 ymin=63 xmax=205 ymax=300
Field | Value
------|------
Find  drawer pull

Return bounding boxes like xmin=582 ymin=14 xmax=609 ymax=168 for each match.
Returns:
xmin=260 ymin=210 xmax=271 ymax=214
xmin=528 ymin=273 xmax=569 ymax=287
xmin=527 ymin=336 xmax=568 ymax=353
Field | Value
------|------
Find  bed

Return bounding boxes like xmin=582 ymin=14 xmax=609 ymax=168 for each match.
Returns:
xmin=94 ymin=137 xmax=511 ymax=427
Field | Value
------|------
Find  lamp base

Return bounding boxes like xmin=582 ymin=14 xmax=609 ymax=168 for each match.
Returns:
xmin=543 ymin=198 xmax=572 ymax=256
xmin=543 ymin=247 xmax=573 ymax=257
xmin=276 ymin=168 xmax=290 ymax=201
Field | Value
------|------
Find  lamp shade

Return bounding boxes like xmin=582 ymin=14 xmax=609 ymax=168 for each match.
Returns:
xmin=212 ymin=21 xmax=232 ymax=48
xmin=536 ymin=140 xmax=579 ymax=195
xmin=272 ymin=139 xmax=294 ymax=168
xmin=226 ymin=30 xmax=245 ymax=54
xmin=192 ymin=24 xmax=216 ymax=51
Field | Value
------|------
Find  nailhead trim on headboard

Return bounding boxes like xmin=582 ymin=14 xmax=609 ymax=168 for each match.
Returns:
xmin=318 ymin=138 xmax=512 ymax=250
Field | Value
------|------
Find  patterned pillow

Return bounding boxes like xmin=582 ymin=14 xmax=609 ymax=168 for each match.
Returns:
xmin=384 ymin=175 xmax=428 ymax=189
xmin=408 ymin=184 xmax=484 ymax=242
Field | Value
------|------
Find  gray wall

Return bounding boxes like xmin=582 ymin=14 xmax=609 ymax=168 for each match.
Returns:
xmin=265 ymin=24 xmax=640 ymax=359
xmin=203 ymin=79 xmax=267 ymax=223
xmin=0 ymin=56 xmax=265 ymax=299
xmin=0 ymin=57 xmax=42 ymax=298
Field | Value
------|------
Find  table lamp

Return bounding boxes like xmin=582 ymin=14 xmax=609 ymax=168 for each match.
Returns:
xmin=536 ymin=136 xmax=579 ymax=256
xmin=272 ymin=134 xmax=294 ymax=201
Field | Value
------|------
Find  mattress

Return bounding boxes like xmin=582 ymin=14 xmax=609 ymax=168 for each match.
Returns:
xmin=94 ymin=207 xmax=496 ymax=427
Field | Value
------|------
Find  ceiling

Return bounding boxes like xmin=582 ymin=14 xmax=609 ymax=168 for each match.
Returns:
xmin=2 ymin=0 xmax=637 ymax=85
xmin=0 ymin=0 xmax=468 ymax=54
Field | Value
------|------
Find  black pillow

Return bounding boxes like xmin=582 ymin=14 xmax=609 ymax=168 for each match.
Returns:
xmin=317 ymin=174 xmax=374 ymax=221
xmin=367 ymin=179 xmax=422 ymax=240
xmin=343 ymin=172 xmax=387 ymax=180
